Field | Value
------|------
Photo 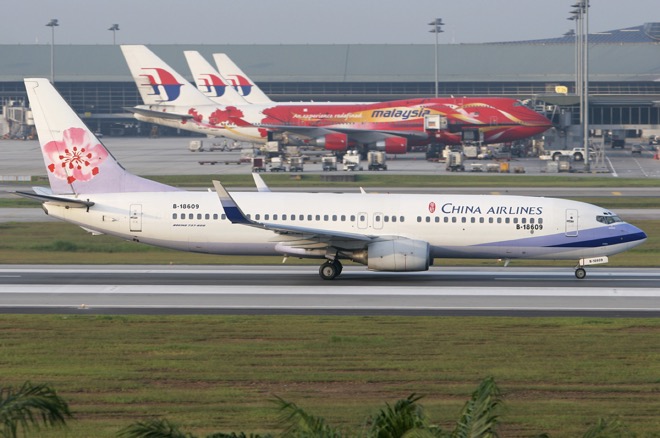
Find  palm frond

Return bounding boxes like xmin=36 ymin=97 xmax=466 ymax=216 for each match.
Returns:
xmin=117 ymin=418 xmax=195 ymax=438
xmin=273 ymin=396 xmax=343 ymax=438
xmin=451 ymin=377 xmax=502 ymax=438
xmin=0 ymin=381 xmax=72 ymax=438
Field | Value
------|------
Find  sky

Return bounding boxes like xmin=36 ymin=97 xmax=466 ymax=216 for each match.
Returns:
xmin=1 ymin=0 xmax=657 ymax=46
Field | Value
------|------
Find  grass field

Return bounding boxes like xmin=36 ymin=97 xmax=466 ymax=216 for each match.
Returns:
xmin=1 ymin=315 xmax=658 ymax=437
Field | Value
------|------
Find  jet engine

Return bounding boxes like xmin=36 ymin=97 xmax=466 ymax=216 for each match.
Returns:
xmin=314 ymin=133 xmax=348 ymax=151
xmin=347 ymin=238 xmax=430 ymax=272
xmin=375 ymin=137 xmax=408 ymax=154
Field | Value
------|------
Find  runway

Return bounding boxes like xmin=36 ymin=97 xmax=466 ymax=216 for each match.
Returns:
xmin=1 ymin=265 xmax=659 ymax=316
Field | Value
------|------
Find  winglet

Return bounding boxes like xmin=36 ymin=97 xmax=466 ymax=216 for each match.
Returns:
xmin=212 ymin=180 xmax=252 ymax=224
xmin=252 ymin=173 xmax=271 ymax=192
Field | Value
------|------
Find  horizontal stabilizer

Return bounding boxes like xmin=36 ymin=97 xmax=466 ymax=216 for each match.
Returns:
xmin=125 ymin=107 xmax=194 ymax=121
xmin=14 ymin=191 xmax=94 ymax=208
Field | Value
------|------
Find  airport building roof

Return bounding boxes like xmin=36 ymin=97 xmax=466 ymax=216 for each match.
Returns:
xmin=1 ymin=23 xmax=659 ymax=84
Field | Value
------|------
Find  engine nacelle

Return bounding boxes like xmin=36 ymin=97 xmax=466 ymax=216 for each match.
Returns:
xmin=375 ymin=137 xmax=408 ymax=154
xmin=362 ymin=239 xmax=430 ymax=272
xmin=314 ymin=133 xmax=348 ymax=151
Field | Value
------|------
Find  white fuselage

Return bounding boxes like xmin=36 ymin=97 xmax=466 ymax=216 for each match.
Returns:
xmin=43 ymin=191 xmax=646 ymax=263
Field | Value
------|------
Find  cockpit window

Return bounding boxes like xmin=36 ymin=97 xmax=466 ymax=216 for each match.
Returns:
xmin=596 ymin=215 xmax=622 ymax=224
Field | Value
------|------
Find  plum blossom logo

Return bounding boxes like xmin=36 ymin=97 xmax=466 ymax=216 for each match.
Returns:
xmin=43 ymin=127 xmax=108 ymax=184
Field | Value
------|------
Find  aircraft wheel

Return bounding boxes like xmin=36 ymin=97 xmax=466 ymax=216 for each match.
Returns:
xmin=319 ymin=261 xmax=338 ymax=280
xmin=575 ymin=268 xmax=586 ymax=279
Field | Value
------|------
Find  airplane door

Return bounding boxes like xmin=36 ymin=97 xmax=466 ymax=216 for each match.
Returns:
xmin=565 ymin=209 xmax=578 ymax=237
xmin=129 ymin=204 xmax=142 ymax=232
xmin=373 ymin=212 xmax=383 ymax=230
xmin=357 ymin=212 xmax=368 ymax=229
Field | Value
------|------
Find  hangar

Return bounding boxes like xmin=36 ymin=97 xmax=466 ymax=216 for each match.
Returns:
xmin=1 ymin=22 xmax=659 ymax=138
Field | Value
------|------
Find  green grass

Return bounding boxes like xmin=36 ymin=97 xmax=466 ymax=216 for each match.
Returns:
xmin=0 ymin=315 xmax=658 ymax=437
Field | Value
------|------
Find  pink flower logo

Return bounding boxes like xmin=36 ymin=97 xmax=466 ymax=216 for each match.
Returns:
xmin=44 ymin=127 xmax=108 ymax=184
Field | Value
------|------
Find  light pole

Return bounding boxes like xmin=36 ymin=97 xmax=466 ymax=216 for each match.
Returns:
xmin=45 ymin=19 xmax=59 ymax=83
xmin=108 ymin=24 xmax=119 ymax=45
xmin=428 ymin=18 xmax=444 ymax=98
xmin=570 ymin=1 xmax=590 ymax=170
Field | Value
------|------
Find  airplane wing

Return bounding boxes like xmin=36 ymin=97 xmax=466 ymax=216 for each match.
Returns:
xmin=213 ymin=180 xmax=378 ymax=249
xmin=124 ymin=106 xmax=194 ymax=121
xmin=257 ymin=124 xmax=429 ymax=143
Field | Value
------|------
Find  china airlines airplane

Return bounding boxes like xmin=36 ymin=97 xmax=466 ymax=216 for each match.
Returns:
xmin=18 ymin=78 xmax=646 ymax=280
xmin=122 ymin=45 xmax=552 ymax=153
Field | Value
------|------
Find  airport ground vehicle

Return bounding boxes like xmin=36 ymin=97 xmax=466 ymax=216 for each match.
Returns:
xmin=612 ymin=139 xmax=626 ymax=149
xmin=343 ymin=151 xmax=362 ymax=171
xmin=321 ymin=155 xmax=338 ymax=171
xmin=548 ymin=147 xmax=593 ymax=162
xmin=367 ymin=151 xmax=387 ymax=171
xmin=269 ymin=156 xmax=286 ymax=172
xmin=446 ymin=152 xmax=465 ymax=171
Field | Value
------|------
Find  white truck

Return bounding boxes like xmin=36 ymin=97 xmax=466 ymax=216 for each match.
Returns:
xmin=321 ymin=154 xmax=338 ymax=171
xmin=367 ymin=151 xmax=387 ymax=171
xmin=342 ymin=150 xmax=362 ymax=171
xmin=542 ymin=147 xmax=593 ymax=162
xmin=268 ymin=156 xmax=286 ymax=172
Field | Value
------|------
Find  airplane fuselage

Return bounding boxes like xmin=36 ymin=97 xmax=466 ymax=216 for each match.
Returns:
xmin=44 ymin=191 xmax=645 ymax=264
xmin=134 ymin=96 xmax=552 ymax=148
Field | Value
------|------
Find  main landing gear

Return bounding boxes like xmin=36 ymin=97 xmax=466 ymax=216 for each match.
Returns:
xmin=319 ymin=259 xmax=343 ymax=280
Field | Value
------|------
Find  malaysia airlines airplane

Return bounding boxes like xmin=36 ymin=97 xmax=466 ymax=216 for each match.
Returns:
xmin=18 ymin=78 xmax=646 ymax=280
xmin=122 ymin=45 xmax=552 ymax=153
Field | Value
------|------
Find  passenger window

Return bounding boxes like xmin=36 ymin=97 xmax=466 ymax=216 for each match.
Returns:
xmin=332 ymin=215 xmax=337 ymax=221
xmin=479 ymin=217 xmax=484 ymax=223
xmin=497 ymin=217 xmax=502 ymax=224
xmin=283 ymin=214 xmax=288 ymax=220
xmin=435 ymin=217 xmax=440 ymax=223
xmin=470 ymin=217 xmax=475 ymax=223
xmin=265 ymin=214 xmax=270 ymax=220
xmin=324 ymin=215 xmax=329 ymax=221
xmin=530 ymin=218 xmax=535 ymax=224
xmin=255 ymin=214 xmax=260 ymax=220
xmin=308 ymin=215 xmax=313 ymax=221
xmin=521 ymin=218 xmax=526 ymax=224
xmin=213 ymin=214 xmax=218 ymax=220
xmin=461 ymin=217 xmax=467 ymax=223
xmin=417 ymin=216 xmax=422 ymax=223
xmin=341 ymin=215 xmax=346 ymax=221
xmin=188 ymin=213 xmax=193 ymax=219
xmin=513 ymin=218 xmax=518 ymax=224
xmin=273 ymin=214 xmax=278 ymax=220
xmin=172 ymin=213 xmax=177 ymax=219
xmin=316 ymin=215 xmax=321 ymax=221
xmin=505 ymin=218 xmax=510 ymax=224
xmin=221 ymin=214 xmax=226 ymax=220
xmin=392 ymin=216 xmax=397 ymax=223
xmin=205 ymin=213 xmax=210 ymax=220
xmin=350 ymin=215 xmax=356 ymax=221
xmin=299 ymin=215 xmax=304 ymax=221
xmin=425 ymin=216 xmax=430 ymax=223
xmin=538 ymin=218 xmax=543 ymax=224
xmin=444 ymin=217 xmax=449 ymax=223
xmin=452 ymin=217 xmax=457 ymax=223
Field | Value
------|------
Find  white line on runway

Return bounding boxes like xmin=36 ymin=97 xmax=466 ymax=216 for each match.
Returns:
xmin=2 ymin=285 xmax=660 ymax=297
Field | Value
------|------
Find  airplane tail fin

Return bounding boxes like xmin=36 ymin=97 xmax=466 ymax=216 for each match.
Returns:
xmin=213 ymin=53 xmax=274 ymax=104
xmin=183 ymin=51 xmax=248 ymax=106
xmin=24 ymin=78 xmax=180 ymax=195
xmin=120 ymin=45 xmax=215 ymax=108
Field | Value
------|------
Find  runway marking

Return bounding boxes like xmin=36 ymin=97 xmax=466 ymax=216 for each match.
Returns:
xmin=1 ymin=285 xmax=659 ymax=297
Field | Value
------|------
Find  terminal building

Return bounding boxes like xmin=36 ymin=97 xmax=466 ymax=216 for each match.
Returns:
xmin=1 ymin=22 xmax=659 ymax=140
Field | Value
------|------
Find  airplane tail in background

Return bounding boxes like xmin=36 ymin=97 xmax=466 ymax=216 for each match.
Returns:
xmin=120 ymin=45 xmax=215 ymax=108
xmin=213 ymin=53 xmax=274 ymax=105
xmin=183 ymin=51 xmax=248 ymax=106
xmin=24 ymin=78 xmax=180 ymax=195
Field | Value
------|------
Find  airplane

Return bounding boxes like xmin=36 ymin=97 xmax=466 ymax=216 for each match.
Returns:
xmin=122 ymin=45 xmax=553 ymax=154
xmin=16 ymin=78 xmax=647 ymax=281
